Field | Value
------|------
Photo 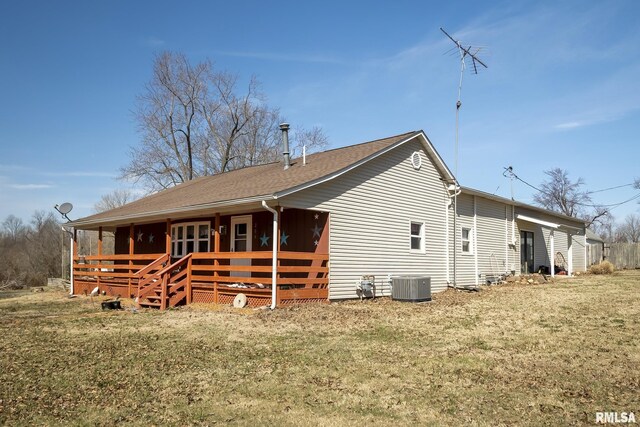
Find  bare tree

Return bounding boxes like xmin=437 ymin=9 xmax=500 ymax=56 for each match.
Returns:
xmin=618 ymin=213 xmax=640 ymax=243
xmin=533 ymin=168 xmax=607 ymax=226
xmin=94 ymin=189 xmax=138 ymax=213
xmin=122 ymin=51 xmax=328 ymax=191
xmin=290 ymin=125 xmax=329 ymax=159
xmin=0 ymin=211 xmax=62 ymax=287
xmin=591 ymin=212 xmax=616 ymax=242
xmin=1 ymin=215 xmax=25 ymax=242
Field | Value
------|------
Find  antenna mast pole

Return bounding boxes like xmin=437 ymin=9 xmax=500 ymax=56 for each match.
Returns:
xmin=440 ymin=27 xmax=487 ymax=290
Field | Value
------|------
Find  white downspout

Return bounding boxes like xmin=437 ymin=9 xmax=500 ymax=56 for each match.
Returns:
xmin=505 ymin=206 xmax=508 ymax=274
xmin=473 ymin=196 xmax=478 ymax=288
xmin=69 ymin=227 xmax=74 ymax=295
xmin=262 ymin=201 xmax=278 ymax=309
xmin=583 ymin=229 xmax=587 ymax=272
xmin=550 ymin=229 xmax=555 ymax=278
xmin=568 ymin=232 xmax=573 ymax=276
xmin=445 ymin=195 xmax=450 ymax=283
xmin=511 ymin=204 xmax=516 ymax=273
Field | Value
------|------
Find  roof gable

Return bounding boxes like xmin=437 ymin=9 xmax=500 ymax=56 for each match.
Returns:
xmin=72 ymin=130 xmax=451 ymax=228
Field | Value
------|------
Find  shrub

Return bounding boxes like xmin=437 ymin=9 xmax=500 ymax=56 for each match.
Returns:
xmin=589 ymin=261 xmax=615 ymax=275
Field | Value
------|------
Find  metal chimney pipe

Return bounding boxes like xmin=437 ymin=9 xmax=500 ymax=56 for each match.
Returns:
xmin=279 ymin=122 xmax=291 ymax=170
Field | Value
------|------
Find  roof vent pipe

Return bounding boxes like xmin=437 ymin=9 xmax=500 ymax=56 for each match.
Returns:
xmin=279 ymin=123 xmax=291 ymax=170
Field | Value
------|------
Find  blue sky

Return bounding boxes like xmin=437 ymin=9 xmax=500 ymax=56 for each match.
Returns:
xmin=1 ymin=0 xmax=639 ymax=224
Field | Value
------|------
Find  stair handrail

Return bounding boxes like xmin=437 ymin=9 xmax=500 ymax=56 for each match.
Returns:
xmin=135 ymin=253 xmax=169 ymax=279
xmin=156 ymin=253 xmax=192 ymax=277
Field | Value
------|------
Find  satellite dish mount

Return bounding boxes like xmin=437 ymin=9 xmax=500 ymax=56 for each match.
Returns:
xmin=54 ymin=202 xmax=74 ymax=222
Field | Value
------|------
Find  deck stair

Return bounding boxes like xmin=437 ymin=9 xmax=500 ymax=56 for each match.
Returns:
xmin=135 ymin=253 xmax=192 ymax=309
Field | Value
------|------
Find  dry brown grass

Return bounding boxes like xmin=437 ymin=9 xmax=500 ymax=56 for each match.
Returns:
xmin=1 ymin=271 xmax=639 ymax=426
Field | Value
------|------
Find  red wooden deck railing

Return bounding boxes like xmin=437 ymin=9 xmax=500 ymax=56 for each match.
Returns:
xmin=73 ymin=251 xmax=329 ymax=307
xmin=73 ymin=253 xmax=165 ymax=298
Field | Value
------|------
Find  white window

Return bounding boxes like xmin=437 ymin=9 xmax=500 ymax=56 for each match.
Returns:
xmin=410 ymin=221 xmax=425 ymax=252
xmin=171 ymin=222 xmax=210 ymax=257
xmin=461 ymin=227 xmax=473 ymax=254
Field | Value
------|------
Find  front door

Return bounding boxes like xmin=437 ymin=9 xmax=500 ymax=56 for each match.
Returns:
xmin=230 ymin=215 xmax=252 ymax=278
xmin=520 ymin=230 xmax=534 ymax=273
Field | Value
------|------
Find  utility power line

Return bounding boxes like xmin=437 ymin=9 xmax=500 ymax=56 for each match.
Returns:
xmin=586 ymin=183 xmax=635 ymax=194
xmin=503 ymin=166 xmax=640 ymax=210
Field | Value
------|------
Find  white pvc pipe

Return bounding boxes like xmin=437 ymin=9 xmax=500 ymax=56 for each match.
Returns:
xmin=550 ymin=229 xmax=555 ymax=278
xmin=473 ymin=196 xmax=478 ymax=288
xmin=261 ymin=201 xmax=278 ymax=309
xmin=69 ymin=227 xmax=74 ymax=295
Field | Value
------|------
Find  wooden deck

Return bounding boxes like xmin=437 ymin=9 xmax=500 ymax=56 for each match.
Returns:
xmin=73 ymin=251 xmax=329 ymax=308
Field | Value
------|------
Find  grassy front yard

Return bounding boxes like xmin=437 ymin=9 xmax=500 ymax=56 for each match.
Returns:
xmin=1 ymin=271 xmax=639 ymax=426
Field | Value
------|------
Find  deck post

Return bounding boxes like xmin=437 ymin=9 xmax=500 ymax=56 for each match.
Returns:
xmin=165 ymin=219 xmax=172 ymax=256
xmin=213 ymin=213 xmax=220 ymax=304
xmin=128 ymin=224 xmax=134 ymax=298
xmin=186 ymin=255 xmax=193 ymax=304
xmin=276 ymin=208 xmax=281 ymax=307
xmin=160 ymin=274 xmax=168 ymax=310
xmin=97 ymin=227 xmax=103 ymax=293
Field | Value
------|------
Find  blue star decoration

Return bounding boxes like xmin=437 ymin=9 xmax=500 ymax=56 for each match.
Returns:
xmin=311 ymin=224 xmax=322 ymax=238
xmin=280 ymin=231 xmax=289 ymax=246
xmin=260 ymin=232 xmax=270 ymax=247
xmin=137 ymin=230 xmax=144 ymax=242
xmin=148 ymin=233 xmax=154 ymax=244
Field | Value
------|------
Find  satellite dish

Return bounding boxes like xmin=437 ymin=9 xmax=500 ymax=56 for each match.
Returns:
xmin=58 ymin=202 xmax=73 ymax=215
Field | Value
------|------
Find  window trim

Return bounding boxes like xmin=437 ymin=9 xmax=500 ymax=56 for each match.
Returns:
xmin=461 ymin=227 xmax=474 ymax=255
xmin=171 ymin=221 xmax=210 ymax=258
xmin=410 ymin=221 xmax=426 ymax=253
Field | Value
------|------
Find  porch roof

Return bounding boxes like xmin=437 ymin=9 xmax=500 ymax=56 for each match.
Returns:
xmin=71 ymin=131 xmax=440 ymax=229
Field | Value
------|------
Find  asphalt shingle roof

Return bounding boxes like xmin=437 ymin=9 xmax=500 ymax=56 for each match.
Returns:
xmin=72 ymin=131 xmax=419 ymax=227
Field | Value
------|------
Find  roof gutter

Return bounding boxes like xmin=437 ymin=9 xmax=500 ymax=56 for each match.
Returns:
xmin=261 ymin=200 xmax=278 ymax=310
xmin=70 ymin=195 xmax=274 ymax=229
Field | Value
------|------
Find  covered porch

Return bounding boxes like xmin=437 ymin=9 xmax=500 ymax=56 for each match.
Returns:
xmin=72 ymin=206 xmax=329 ymax=308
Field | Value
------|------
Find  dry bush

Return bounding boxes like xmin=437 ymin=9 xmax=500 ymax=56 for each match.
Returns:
xmin=589 ymin=260 xmax=615 ymax=275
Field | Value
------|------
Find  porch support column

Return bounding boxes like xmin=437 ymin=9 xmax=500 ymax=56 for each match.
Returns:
xmin=97 ymin=227 xmax=103 ymax=292
xmin=213 ymin=213 xmax=220 ymax=304
xmin=128 ymin=224 xmax=134 ymax=298
xmin=550 ymin=229 xmax=555 ymax=278
xmin=70 ymin=228 xmax=77 ymax=295
xmin=568 ymin=233 xmax=573 ymax=276
xmin=262 ymin=201 xmax=279 ymax=309
xmin=165 ymin=219 xmax=171 ymax=256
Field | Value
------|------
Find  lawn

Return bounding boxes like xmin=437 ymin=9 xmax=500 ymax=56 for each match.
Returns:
xmin=1 ymin=271 xmax=638 ymax=426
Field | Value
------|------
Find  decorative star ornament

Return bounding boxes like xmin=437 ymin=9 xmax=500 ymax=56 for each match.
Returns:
xmin=280 ymin=231 xmax=289 ymax=246
xmin=314 ymin=240 xmax=319 ymax=246
xmin=260 ymin=233 xmax=270 ymax=247
xmin=137 ymin=230 xmax=144 ymax=242
xmin=314 ymin=213 xmax=319 ymax=220
xmin=148 ymin=233 xmax=154 ymax=243
xmin=311 ymin=224 xmax=322 ymax=238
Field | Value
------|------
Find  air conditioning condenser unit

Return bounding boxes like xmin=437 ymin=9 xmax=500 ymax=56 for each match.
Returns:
xmin=391 ymin=276 xmax=431 ymax=302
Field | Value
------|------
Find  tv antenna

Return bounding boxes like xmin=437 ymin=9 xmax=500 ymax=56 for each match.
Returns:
xmin=502 ymin=166 xmax=516 ymax=200
xmin=441 ymin=27 xmax=487 ymax=289
xmin=54 ymin=202 xmax=74 ymax=222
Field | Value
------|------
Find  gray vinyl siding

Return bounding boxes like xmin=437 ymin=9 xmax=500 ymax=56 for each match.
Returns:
xmin=515 ymin=207 xmax=586 ymax=273
xmin=450 ymin=193 xmax=476 ymax=286
xmin=281 ymin=138 xmax=450 ymax=299
xmin=449 ymin=196 xmax=518 ymax=287
xmin=572 ymin=233 xmax=587 ymax=272
xmin=476 ymin=198 xmax=515 ymax=281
